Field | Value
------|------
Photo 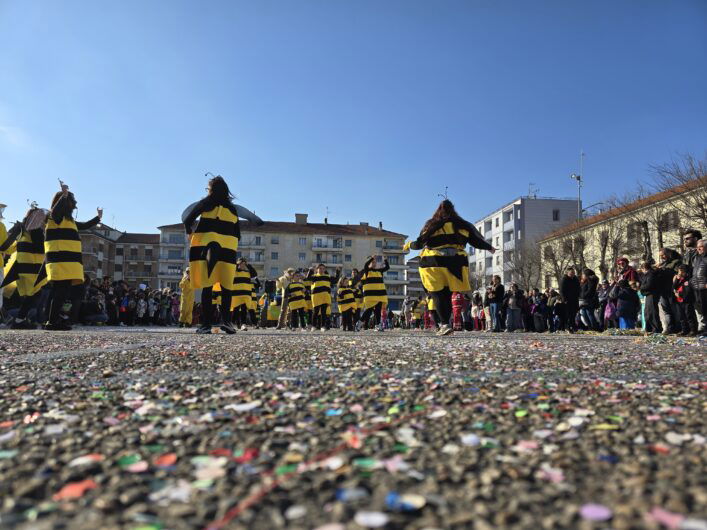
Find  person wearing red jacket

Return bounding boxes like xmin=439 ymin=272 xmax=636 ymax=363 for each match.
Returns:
xmin=451 ymin=291 xmax=465 ymax=331
xmin=616 ymin=257 xmax=639 ymax=283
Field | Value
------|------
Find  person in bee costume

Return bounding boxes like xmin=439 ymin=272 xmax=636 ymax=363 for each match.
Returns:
xmin=0 ymin=203 xmax=23 ymax=316
xmin=178 ymin=268 xmax=194 ymax=327
xmin=354 ymin=256 xmax=389 ymax=331
xmin=183 ymin=175 xmax=263 ymax=334
xmin=405 ymin=199 xmax=495 ymax=336
xmin=285 ymin=271 xmax=307 ymax=329
xmin=43 ymin=182 xmax=102 ymax=330
xmin=231 ymin=257 xmax=258 ymax=330
xmin=336 ymin=276 xmax=356 ymax=331
xmin=306 ymin=263 xmax=340 ymax=331
xmin=2 ymin=206 xmax=49 ymax=328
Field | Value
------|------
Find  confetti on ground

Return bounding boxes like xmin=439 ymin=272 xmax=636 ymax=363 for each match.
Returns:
xmin=0 ymin=327 xmax=705 ymax=528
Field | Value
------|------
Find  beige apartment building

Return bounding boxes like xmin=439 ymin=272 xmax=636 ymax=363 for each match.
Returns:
xmin=538 ymin=184 xmax=703 ymax=288
xmin=157 ymin=213 xmax=409 ymax=309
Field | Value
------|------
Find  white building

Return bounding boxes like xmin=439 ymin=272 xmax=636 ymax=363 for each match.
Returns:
xmin=469 ymin=196 xmax=580 ymax=286
xmin=404 ymin=256 xmax=424 ymax=299
xmin=156 ymin=214 xmax=409 ymax=309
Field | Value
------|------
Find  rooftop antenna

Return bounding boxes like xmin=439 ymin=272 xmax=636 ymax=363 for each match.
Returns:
xmin=437 ymin=186 xmax=448 ymax=200
xmin=528 ymin=182 xmax=539 ymax=198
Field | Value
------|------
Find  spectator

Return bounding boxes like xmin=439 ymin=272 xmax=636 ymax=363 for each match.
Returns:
xmin=613 ymin=279 xmax=640 ymax=329
xmin=596 ymin=279 xmax=611 ymax=329
xmin=657 ymin=247 xmax=682 ymax=334
xmin=560 ymin=266 xmax=580 ymax=332
xmin=578 ymin=268 xmax=600 ymax=331
xmin=673 ymin=264 xmax=698 ymax=336
xmin=488 ymin=275 xmax=504 ymax=332
xmin=639 ymin=262 xmax=662 ymax=333
xmin=689 ymin=238 xmax=707 ymax=336
xmin=503 ymin=283 xmax=524 ymax=332
xmin=616 ymin=257 xmax=639 ymax=283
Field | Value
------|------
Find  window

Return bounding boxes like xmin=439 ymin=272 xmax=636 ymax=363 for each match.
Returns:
xmin=552 ymin=209 xmax=560 ymax=221
xmin=167 ymin=265 xmax=182 ymax=275
xmin=388 ymin=255 xmax=399 ymax=264
xmin=316 ymin=238 xmax=323 ymax=247
xmin=495 ymin=218 xmax=499 ymax=227
xmin=168 ymin=249 xmax=183 ymax=259
xmin=168 ymin=233 xmax=184 ymax=244
xmin=255 ymin=251 xmax=264 ymax=261
xmin=114 ymin=264 xmax=123 ymax=272
xmin=496 ymin=255 xmax=500 ymax=265
xmin=299 ymin=252 xmax=306 ymax=262
xmin=116 ymin=247 xmax=124 ymax=256
xmin=316 ymin=253 xmax=322 ymax=262
xmin=375 ymin=240 xmax=382 ymax=248
xmin=495 ymin=237 xmax=499 ymax=246
xmin=254 ymin=236 xmax=262 ymax=245
xmin=345 ymin=239 xmax=352 ymax=247
xmin=517 ymin=210 xmax=521 ymax=219
xmin=130 ymin=248 xmax=138 ymax=259
xmin=333 ymin=238 xmax=342 ymax=248
xmin=145 ymin=248 xmax=153 ymax=259
xmin=97 ymin=260 xmax=102 ymax=269
xmin=299 ymin=237 xmax=307 ymax=246
xmin=271 ymin=237 xmax=279 ymax=244
xmin=470 ymin=262 xmax=476 ymax=272
xmin=517 ymin=230 xmax=521 ymax=240
xmin=144 ymin=264 xmax=152 ymax=274
xmin=386 ymin=271 xmax=399 ymax=280
xmin=345 ymin=254 xmax=352 ymax=262
xmin=469 ymin=247 xmax=475 ymax=256
xmin=562 ymin=240 xmax=573 ymax=254
xmin=270 ymin=267 xmax=279 ymax=276
xmin=98 ymin=244 xmax=104 ymax=253
xmin=271 ymin=252 xmax=278 ymax=260
xmin=659 ymin=210 xmax=680 ymax=231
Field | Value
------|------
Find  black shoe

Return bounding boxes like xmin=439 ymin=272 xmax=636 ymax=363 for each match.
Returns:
xmin=43 ymin=322 xmax=72 ymax=331
xmin=11 ymin=318 xmax=36 ymax=330
xmin=196 ymin=325 xmax=212 ymax=334
xmin=220 ymin=322 xmax=236 ymax=335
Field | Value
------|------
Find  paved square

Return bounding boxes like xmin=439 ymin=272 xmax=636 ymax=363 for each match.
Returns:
xmin=0 ymin=329 xmax=705 ymax=529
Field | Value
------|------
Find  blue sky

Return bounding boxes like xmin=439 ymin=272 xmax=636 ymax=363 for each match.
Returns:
xmin=1 ymin=0 xmax=705 ymax=239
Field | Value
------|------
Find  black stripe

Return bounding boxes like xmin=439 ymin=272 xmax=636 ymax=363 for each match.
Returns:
xmin=361 ymin=277 xmax=385 ymax=285
xmin=46 ymin=251 xmax=83 ymax=264
xmin=194 ymin=218 xmax=239 ymax=237
xmin=17 ymin=241 xmax=45 ymax=254
xmin=338 ymin=296 xmax=355 ymax=303
xmin=312 ymin=286 xmax=331 ymax=294
xmin=419 ymin=254 xmax=468 ymax=269
xmin=363 ymin=289 xmax=387 ymax=297
xmin=426 ymin=233 xmax=466 ymax=248
xmin=232 ymin=289 xmax=252 ymax=297
xmin=189 ymin=246 xmax=238 ymax=264
xmin=45 ymin=228 xmax=80 ymax=241
xmin=14 ymin=263 xmax=42 ymax=275
xmin=289 ymin=295 xmax=304 ymax=303
xmin=233 ymin=276 xmax=252 ymax=285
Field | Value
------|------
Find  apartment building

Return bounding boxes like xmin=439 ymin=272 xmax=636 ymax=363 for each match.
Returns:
xmin=469 ymin=196 xmax=580 ymax=286
xmin=79 ymin=224 xmax=121 ymax=280
xmin=404 ymin=256 xmax=424 ymax=299
xmin=156 ymin=213 xmax=409 ymax=309
xmin=114 ymin=233 xmax=160 ymax=287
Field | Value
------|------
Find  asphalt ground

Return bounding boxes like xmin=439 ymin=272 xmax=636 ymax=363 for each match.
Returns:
xmin=0 ymin=327 xmax=705 ymax=530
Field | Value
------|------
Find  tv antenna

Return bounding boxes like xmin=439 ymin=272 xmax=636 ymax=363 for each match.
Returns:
xmin=528 ymin=183 xmax=539 ymax=198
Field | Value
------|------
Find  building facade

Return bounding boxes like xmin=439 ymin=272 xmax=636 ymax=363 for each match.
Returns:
xmin=404 ymin=256 xmax=424 ymax=299
xmin=157 ymin=214 xmax=409 ymax=309
xmin=468 ymin=196 xmax=580 ymax=287
xmin=114 ymin=233 xmax=160 ymax=287
xmin=538 ymin=185 xmax=701 ymax=288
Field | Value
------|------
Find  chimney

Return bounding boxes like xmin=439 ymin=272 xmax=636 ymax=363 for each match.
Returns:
xmin=378 ymin=221 xmax=383 ymax=230
xmin=359 ymin=222 xmax=368 ymax=227
xmin=295 ymin=213 xmax=308 ymax=225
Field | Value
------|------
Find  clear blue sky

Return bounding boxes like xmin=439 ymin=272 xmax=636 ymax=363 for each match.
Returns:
xmin=1 ymin=0 xmax=705 ymax=239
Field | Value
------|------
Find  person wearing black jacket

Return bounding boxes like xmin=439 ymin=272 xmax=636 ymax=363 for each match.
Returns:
xmin=673 ymin=264 xmax=697 ymax=336
xmin=488 ymin=276 xmax=505 ymax=332
xmin=578 ymin=268 xmax=600 ymax=330
xmin=560 ymin=267 xmax=581 ymax=332
xmin=639 ymin=262 xmax=662 ymax=333
xmin=690 ymin=239 xmax=707 ymax=335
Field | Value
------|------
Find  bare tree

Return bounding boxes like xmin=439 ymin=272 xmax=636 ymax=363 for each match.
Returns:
xmin=542 ymin=234 xmax=575 ymax=287
xmin=505 ymin=245 xmax=543 ymax=292
xmin=650 ymin=152 xmax=707 ymax=232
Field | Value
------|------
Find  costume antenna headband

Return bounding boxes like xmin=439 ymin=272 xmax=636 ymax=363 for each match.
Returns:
xmin=438 ymin=186 xmax=448 ymax=200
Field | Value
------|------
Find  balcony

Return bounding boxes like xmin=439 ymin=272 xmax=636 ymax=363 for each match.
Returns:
xmin=312 ymin=243 xmax=343 ymax=252
xmin=382 ymin=243 xmax=405 ymax=253
xmin=387 ymin=263 xmax=407 ymax=269
xmin=503 ymin=219 xmax=515 ymax=232
xmin=239 ymin=238 xmax=265 ymax=249
xmin=503 ymin=240 xmax=515 ymax=252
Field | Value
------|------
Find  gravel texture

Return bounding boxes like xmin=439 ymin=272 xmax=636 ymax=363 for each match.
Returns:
xmin=0 ymin=327 xmax=705 ymax=529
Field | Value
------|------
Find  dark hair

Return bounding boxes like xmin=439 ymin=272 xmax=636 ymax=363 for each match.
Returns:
xmin=641 ymin=261 xmax=653 ymax=270
xmin=683 ymin=228 xmax=702 ymax=239
xmin=50 ymin=191 xmax=77 ymax=221
xmin=582 ymin=268 xmax=596 ymax=277
xmin=677 ymin=264 xmax=689 ymax=272
xmin=419 ymin=200 xmax=473 ymax=240
xmin=207 ymin=176 xmax=234 ymax=202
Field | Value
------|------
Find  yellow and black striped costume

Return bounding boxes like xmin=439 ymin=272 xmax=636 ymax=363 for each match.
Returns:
xmin=188 ymin=205 xmax=239 ymax=290
xmin=231 ymin=269 xmax=255 ymax=309
xmin=44 ymin=218 xmax=84 ymax=282
xmin=2 ymin=229 xmax=46 ymax=296
xmin=413 ymin=220 xmax=491 ymax=293
xmin=308 ymin=270 xmax=339 ymax=307
xmin=361 ymin=269 xmax=388 ymax=309
xmin=303 ymin=278 xmax=313 ymax=311
xmin=285 ymin=281 xmax=306 ymax=311
xmin=248 ymin=290 xmax=258 ymax=312
xmin=354 ymin=287 xmax=363 ymax=310
xmin=337 ymin=287 xmax=356 ymax=313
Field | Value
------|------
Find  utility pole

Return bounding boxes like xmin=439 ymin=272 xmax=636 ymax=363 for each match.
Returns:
xmin=570 ymin=150 xmax=584 ymax=220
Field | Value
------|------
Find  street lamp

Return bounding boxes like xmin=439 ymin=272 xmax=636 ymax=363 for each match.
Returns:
xmin=570 ymin=150 xmax=585 ymax=220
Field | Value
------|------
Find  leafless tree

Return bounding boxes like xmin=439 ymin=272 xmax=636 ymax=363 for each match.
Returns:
xmin=505 ymin=245 xmax=543 ymax=292
xmin=650 ymin=152 xmax=707 ymax=232
xmin=542 ymin=234 xmax=575 ymax=287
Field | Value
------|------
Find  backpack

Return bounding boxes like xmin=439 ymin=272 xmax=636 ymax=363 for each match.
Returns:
xmin=604 ymin=300 xmax=617 ymax=321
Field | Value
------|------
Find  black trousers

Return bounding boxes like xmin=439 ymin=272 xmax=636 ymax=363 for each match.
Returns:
xmin=360 ymin=302 xmax=383 ymax=327
xmin=47 ymin=280 xmax=72 ymax=325
xmin=313 ymin=304 xmax=329 ymax=329
xmin=341 ymin=309 xmax=354 ymax=331
xmin=565 ymin=300 xmax=579 ymax=331
xmin=201 ymin=286 xmax=232 ymax=327
xmin=233 ymin=305 xmax=248 ymax=327
xmin=290 ymin=308 xmax=306 ymax=328
xmin=677 ymin=302 xmax=698 ymax=333
xmin=18 ymin=293 xmax=40 ymax=320
xmin=644 ymin=294 xmax=662 ymax=333
xmin=430 ymin=288 xmax=452 ymax=325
